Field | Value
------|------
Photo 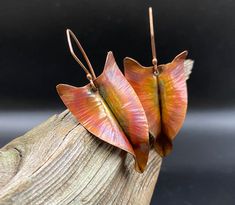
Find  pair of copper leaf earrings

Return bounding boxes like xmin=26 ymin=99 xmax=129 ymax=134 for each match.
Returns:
xmin=57 ymin=7 xmax=193 ymax=173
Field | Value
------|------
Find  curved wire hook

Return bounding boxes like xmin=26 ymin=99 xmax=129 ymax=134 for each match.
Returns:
xmin=148 ymin=7 xmax=159 ymax=76
xmin=66 ymin=29 xmax=97 ymax=90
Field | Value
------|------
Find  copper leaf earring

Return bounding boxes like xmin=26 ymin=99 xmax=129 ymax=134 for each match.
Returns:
xmin=124 ymin=7 xmax=194 ymax=157
xmin=57 ymin=29 xmax=150 ymax=172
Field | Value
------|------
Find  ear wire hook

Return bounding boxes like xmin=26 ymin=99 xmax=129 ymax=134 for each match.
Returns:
xmin=66 ymin=29 xmax=97 ymax=90
xmin=149 ymin=7 xmax=159 ymax=76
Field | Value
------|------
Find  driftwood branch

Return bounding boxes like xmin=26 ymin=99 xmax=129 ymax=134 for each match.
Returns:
xmin=0 ymin=110 xmax=162 ymax=205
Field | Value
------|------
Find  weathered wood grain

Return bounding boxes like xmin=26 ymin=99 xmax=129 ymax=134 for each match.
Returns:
xmin=0 ymin=110 xmax=162 ymax=205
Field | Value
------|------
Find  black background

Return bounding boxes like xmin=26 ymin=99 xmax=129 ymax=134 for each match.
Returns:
xmin=0 ymin=0 xmax=234 ymax=108
xmin=0 ymin=0 xmax=235 ymax=204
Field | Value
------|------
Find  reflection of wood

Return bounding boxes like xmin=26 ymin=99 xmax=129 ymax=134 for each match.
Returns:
xmin=0 ymin=110 xmax=162 ymax=205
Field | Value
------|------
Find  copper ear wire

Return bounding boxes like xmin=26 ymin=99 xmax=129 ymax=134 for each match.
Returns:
xmin=66 ymin=29 xmax=97 ymax=91
xmin=148 ymin=7 xmax=159 ymax=76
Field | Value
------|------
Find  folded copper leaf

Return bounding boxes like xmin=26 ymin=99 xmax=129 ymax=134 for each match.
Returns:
xmin=124 ymin=51 xmax=190 ymax=157
xmin=57 ymin=51 xmax=149 ymax=172
xmin=123 ymin=7 xmax=193 ymax=157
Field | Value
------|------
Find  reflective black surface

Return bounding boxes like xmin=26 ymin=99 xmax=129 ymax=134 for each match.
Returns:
xmin=1 ymin=109 xmax=234 ymax=204
xmin=152 ymin=109 xmax=235 ymax=205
